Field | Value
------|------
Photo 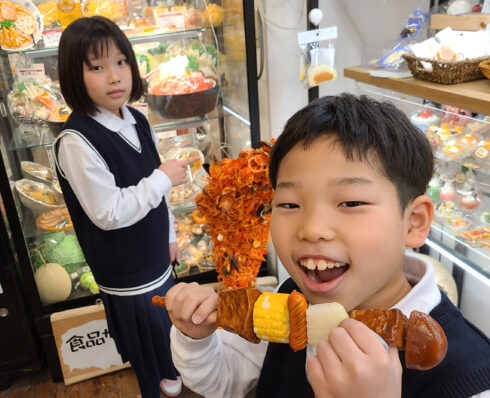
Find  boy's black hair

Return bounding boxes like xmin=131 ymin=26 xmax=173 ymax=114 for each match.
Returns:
xmin=269 ymin=93 xmax=434 ymax=212
xmin=58 ymin=16 xmax=143 ymax=115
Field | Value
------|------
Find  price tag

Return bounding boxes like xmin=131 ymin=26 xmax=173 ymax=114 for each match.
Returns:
xmin=297 ymin=26 xmax=338 ymax=46
xmin=17 ymin=63 xmax=45 ymax=81
xmin=455 ymin=173 xmax=465 ymax=184
xmin=128 ymin=103 xmax=149 ymax=119
xmin=157 ymin=12 xmax=185 ymax=29
xmin=474 ymin=147 xmax=488 ymax=159
xmin=43 ymin=29 xmax=62 ymax=48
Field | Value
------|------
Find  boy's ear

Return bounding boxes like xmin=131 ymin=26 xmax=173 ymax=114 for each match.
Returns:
xmin=405 ymin=195 xmax=434 ymax=248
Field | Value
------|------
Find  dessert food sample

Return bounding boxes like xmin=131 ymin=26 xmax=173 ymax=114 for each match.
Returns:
xmin=410 ymin=108 xmax=440 ymax=131
xmin=153 ymin=288 xmax=448 ymax=370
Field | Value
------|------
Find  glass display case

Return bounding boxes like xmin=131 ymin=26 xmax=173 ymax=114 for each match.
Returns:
xmin=344 ymin=67 xmax=490 ymax=282
xmin=0 ymin=0 xmax=262 ymax=381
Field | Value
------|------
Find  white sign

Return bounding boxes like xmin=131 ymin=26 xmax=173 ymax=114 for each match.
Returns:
xmin=298 ymin=26 xmax=338 ymax=46
xmin=17 ymin=64 xmax=45 ymax=82
xmin=128 ymin=103 xmax=149 ymax=119
xmin=157 ymin=12 xmax=185 ymax=29
xmin=42 ymin=29 xmax=62 ymax=48
xmin=60 ymin=319 xmax=123 ymax=372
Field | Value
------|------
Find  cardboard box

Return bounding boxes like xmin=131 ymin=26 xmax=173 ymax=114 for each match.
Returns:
xmin=50 ymin=303 xmax=130 ymax=385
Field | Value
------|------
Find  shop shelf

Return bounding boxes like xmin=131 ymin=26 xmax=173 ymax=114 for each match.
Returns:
xmin=7 ymin=110 xmax=231 ymax=151
xmin=17 ymin=25 xmax=229 ymax=58
xmin=344 ymin=66 xmax=490 ymax=115
xmin=429 ymin=223 xmax=490 ymax=278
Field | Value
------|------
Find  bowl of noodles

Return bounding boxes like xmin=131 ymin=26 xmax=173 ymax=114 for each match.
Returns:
xmin=0 ymin=0 xmax=43 ymax=52
xmin=15 ymin=178 xmax=64 ymax=214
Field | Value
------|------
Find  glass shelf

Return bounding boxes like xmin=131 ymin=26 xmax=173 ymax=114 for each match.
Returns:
xmin=7 ymin=109 xmax=232 ymax=151
xmin=429 ymin=223 xmax=490 ymax=278
xmin=8 ymin=25 xmax=229 ymax=58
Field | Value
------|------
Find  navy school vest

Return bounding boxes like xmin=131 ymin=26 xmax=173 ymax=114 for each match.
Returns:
xmin=55 ymin=107 xmax=169 ymax=289
xmin=256 ymin=278 xmax=490 ymax=398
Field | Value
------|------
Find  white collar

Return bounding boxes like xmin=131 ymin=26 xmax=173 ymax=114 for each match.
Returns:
xmin=90 ymin=105 xmax=136 ymax=132
xmin=393 ymin=251 xmax=442 ymax=317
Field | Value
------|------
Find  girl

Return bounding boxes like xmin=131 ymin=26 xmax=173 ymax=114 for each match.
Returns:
xmin=55 ymin=16 xmax=198 ymax=397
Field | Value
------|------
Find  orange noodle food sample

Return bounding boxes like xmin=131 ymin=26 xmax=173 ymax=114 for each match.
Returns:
xmin=196 ymin=142 xmax=274 ymax=289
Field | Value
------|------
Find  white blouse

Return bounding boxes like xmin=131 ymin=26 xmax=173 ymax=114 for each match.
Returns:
xmin=54 ymin=105 xmax=176 ymax=242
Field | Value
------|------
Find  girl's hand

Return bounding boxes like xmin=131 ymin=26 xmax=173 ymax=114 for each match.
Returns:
xmin=307 ymin=318 xmax=402 ymax=398
xmin=165 ymin=282 xmax=218 ymax=340
xmin=159 ymin=156 xmax=201 ymax=186
xmin=169 ymin=242 xmax=180 ymax=263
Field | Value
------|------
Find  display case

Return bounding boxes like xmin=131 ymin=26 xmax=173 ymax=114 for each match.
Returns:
xmin=344 ymin=66 xmax=490 ymax=282
xmin=0 ymin=0 xmax=263 ymax=381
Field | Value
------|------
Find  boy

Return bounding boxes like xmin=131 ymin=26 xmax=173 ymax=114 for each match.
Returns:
xmin=165 ymin=94 xmax=490 ymax=398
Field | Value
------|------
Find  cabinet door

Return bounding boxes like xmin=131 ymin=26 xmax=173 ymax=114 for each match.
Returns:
xmin=0 ymin=191 xmax=41 ymax=377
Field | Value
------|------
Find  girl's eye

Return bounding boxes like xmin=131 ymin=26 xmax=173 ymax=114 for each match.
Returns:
xmin=277 ymin=203 xmax=299 ymax=209
xmin=118 ymin=59 xmax=128 ymax=65
xmin=339 ymin=201 xmax=365 ymax=208
xmin=92 ymin=65 xmax=102 ymax=71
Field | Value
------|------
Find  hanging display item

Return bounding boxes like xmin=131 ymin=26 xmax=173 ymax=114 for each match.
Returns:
xmin=196 ymin=141 xmax=274 ymax=289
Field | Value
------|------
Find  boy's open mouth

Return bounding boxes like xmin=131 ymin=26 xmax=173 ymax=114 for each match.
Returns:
xmin=299 ymin=259 xmax=349 ymax=283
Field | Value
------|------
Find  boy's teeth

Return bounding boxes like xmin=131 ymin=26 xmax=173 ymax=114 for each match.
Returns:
xmin=317 ymin=260 xmax=327 ymax=270
xmin=301 ymin=259 xmax=345 ymax=270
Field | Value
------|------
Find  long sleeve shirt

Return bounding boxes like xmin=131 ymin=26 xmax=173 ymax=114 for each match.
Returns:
xmin=170 ymin=252 xmax=490 ymax=398
xmin=55 ymin=105 xmax=176 ymax=242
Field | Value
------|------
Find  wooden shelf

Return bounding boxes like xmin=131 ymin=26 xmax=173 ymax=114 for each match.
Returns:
xmin=343 ymin=66 xmax=490 ymax=114
xmin=430 ymin=13 xmax=490 ymax=31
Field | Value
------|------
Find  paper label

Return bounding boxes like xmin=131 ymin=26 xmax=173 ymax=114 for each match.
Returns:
xmin=474 ymin=147 xmax=488 ymax=159
xmin=128 ymin=103 xmax=149 ymax=119
xmin=17 ymin=64 xmax=45 ymax=81
xmin=60 ymin=319 xmax=123 ymax=371
xmin=297 ymin=26 xmax=338 ymax=45
xmin=157 ymin=11 xmax=185 ymax=29
xmin=455 ymin=173 xmax=465 ymax=184
xmin=43 ymin=29 xmax=62 ymax=48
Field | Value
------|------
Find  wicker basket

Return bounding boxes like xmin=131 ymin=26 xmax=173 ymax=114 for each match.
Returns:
xmin=403 ymin=53 xmax=490 ymax=84
xmin=479 ymin=59 xmax=490 ymax=80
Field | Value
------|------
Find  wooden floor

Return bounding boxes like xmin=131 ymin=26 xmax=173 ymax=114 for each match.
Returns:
xmin=0 ymin=368 xmax=204 ymax=398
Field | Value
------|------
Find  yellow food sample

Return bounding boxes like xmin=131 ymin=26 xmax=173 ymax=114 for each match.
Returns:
xmin=202 ymin=3 xmax=224 ymax=26
xmin=37 ymin=1 xmax=59 ymax=27
xmin=84 ymin=0 xmax=125 ymax=21
xmin=253 ymin=292 xmax=290 ymax=343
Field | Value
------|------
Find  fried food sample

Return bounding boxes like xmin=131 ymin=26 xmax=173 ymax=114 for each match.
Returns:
xmin=349 ymin=308 xmax=408 ymax=349
xmin=216 ymin=287 xmax=262 ymax=344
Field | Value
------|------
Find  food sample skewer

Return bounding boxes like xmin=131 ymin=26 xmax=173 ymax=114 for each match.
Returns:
xmin=153 ymin=287 xmax=447 ymax=370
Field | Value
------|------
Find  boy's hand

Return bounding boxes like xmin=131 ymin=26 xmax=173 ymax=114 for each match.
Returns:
xmin=165 ymin=282 xmax=218 ymax=340
xmin=159 ymin=156 xmax=201 ymax=186
xmin=307 ymin=318 xmax=402 ymax=398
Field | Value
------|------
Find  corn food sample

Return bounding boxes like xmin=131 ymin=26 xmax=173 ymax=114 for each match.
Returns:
xmin=253 ymin=292 xmax=290 ymax=343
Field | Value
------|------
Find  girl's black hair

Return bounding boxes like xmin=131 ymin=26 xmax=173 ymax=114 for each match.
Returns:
xmin=58 ymin=16 xmax=143 ymax=115
xmin=269 ymin=93 xmax=434 ymax=212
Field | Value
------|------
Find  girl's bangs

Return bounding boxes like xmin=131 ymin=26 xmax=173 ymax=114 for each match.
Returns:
xmin=82 ymin=34 xmax=125 ymax=66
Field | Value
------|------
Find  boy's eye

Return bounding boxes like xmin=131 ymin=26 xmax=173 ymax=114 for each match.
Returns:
xmin=277 ymin=203 xmax=299 ymax=209
xmin=339 ymin=201 xmax=365 ymax=208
